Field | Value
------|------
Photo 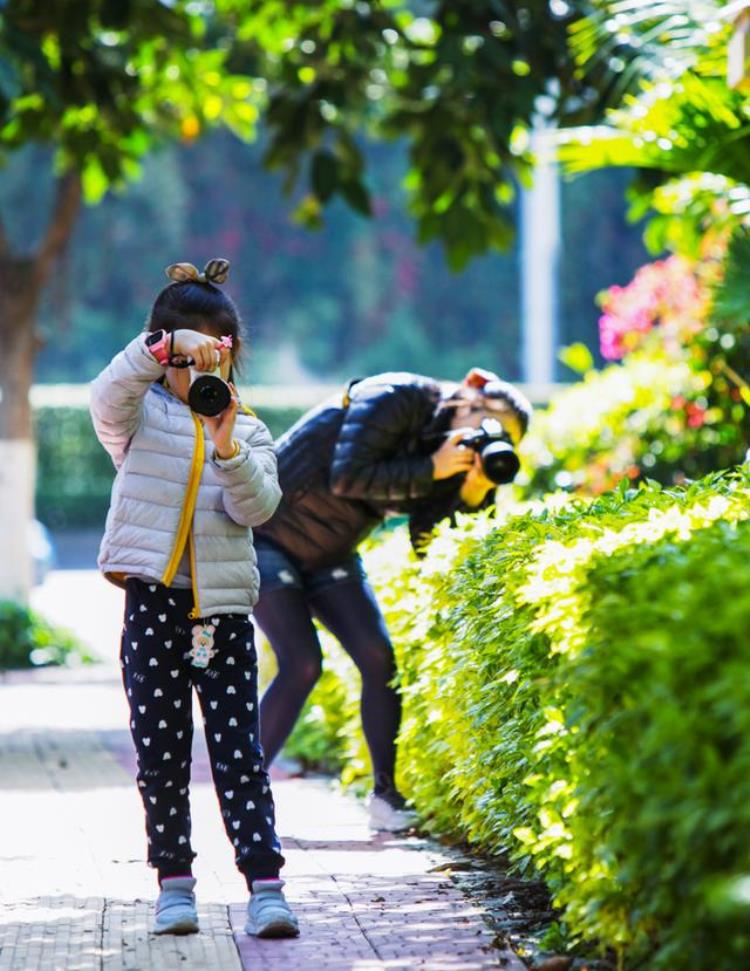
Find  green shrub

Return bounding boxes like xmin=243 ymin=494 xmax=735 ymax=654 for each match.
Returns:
xmin=519 ymin=255 xmax=750 ymax=496
xmin=35 ymin=406 xmax=118 ymax=528
xmin=286 ymin=468 xmax=750 ymax=968
xmin=0 ymin=601 xmax=93 ymax=669
xmin=544 ymin=514 xmax=750 ymax=967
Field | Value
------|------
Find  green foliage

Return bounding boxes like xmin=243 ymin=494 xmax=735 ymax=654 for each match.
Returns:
xmin=557 ymin=341 xmax=593 ymax=376
xmin=19 ymin=136 xmax=646 ymax=387
xmin=545 ymin=507 xmax=750 ymax=965
xmin=570 ymin=1 xmax=729 ymax=102
xmin=12 ymin=131 xmax=529 ymax=386
xmin=34 ymin=405 xmax=119 ymax=529
xmin=285 ymin=468 xmax=750 ymax=967
xmin=518 ymin=345 xmax=748 ymax=494
xmin=0 ymin=0 xmax=260 ymax=199
xmin=711 ymin=227 xmax=750 ymax=332
xmin=0 ymin=0 xmax=611 ymax=268
xmin=521 ymin=351 xmax=693 ymax=492
xmin=0 ymin=600 xmax=92 ymax=669
xmin=2 ymin=0 xmax=737 ymax=270
xmin=225 ymin=0 xmax=603 ymax=268
xmin=560 ymin=2 xmax=750 ymax=257
xmin=559 ymin=74 xmax=750 ymax=190
xmin=521 ymin=255 xmax=750 ymax=494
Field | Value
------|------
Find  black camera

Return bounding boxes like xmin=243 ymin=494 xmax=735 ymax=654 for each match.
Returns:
xmin=187 ymin=366 xmax=232 ymax=417
xmin=459 ymin=418 xmax=520 ymax=485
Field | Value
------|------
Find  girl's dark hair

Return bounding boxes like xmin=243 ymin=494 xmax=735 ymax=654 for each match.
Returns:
xmin=146 ymin=280 xmax=245 ymax=372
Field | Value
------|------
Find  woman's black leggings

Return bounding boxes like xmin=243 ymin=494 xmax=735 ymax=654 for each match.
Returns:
xmin=254 ymin=565 xmax=402 ymax=795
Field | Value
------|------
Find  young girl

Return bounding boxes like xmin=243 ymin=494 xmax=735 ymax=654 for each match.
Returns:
xmin=90 ymin=258 xmax=299 ymax=938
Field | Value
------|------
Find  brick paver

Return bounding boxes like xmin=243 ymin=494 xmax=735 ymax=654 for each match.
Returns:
xmin=0 ymin=571 xmax=523 ymax=969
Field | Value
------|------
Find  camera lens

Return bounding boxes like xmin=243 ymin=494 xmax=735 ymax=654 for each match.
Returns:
xmin=480 ymin=441 xmax=520 ymax=485
xmin=188 ymin=374 xmax=231 ymax=417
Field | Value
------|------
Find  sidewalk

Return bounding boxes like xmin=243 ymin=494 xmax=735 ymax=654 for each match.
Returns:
xmin=0 ymin=571 xmax=524 ymax=970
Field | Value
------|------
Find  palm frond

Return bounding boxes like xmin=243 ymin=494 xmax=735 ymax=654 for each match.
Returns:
xmin=559 ymin=74 xmax=750 ymax=184
xmin=571 ymin=0 xmax=732 ymax=109
xmin=711 ymin=226 xmax=750 ymax=328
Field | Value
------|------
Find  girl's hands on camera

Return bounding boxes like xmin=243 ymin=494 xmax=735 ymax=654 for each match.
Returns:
xmin=431 ymin=429 xmax=475 ymax=480
xmin=172 ymin=329 xmax=228 ymax=371
xmin=203 ymin=382 xmax=239 ymax=460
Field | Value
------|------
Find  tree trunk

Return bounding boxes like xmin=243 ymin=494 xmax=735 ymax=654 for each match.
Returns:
xmin=0 ymin=173 xmax=81 ymax=603
xmin=0 ymin=258 xmax=40 ymax=601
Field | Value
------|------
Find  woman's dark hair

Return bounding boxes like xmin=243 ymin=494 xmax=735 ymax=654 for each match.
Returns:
xmin=146 ymin=280 xmax=245 ymax=372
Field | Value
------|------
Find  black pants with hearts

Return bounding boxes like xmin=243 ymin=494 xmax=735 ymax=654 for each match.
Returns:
xmin=119 ymin=578 xmax=285 ymax=887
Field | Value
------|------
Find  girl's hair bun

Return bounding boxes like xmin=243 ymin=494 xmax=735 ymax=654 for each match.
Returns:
xmin=165 ymin=258 xmax=230 ymax=286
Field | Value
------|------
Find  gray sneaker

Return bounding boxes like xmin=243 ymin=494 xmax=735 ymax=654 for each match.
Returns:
xmin=152 ymin=876 xmax=199 ymax=935
xmin=245 ymin=878 xmax=300 ymax=938
xmin=368 ymin=793 xmax=419 ymax=832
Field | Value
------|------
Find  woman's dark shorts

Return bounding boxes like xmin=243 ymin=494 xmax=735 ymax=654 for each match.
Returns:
xmin=255 ymin=538 xmax=367 ymax=596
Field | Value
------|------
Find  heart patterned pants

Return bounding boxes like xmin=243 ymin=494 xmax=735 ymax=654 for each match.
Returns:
xmin=119 ymin=578 xmax=285 ymax=886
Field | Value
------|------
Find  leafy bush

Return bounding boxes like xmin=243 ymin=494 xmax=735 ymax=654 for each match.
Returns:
xmin=35 ymin=406 xmax=119 ymax=528
xmin=541 ymin=512 xmax=750 ymax=967
xmin=521 ymin=255 xmax=750 ymax=494
xmin=286 ymin=469 xmax=750 ymax=968
xmin=0 ymin=601 xmax=93 ymax=669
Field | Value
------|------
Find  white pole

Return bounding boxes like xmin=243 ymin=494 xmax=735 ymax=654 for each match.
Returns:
xmin=520 ymin=126 xmax=560 ymax=387
xmin=0 ymin=439 xmax=35 ymax=602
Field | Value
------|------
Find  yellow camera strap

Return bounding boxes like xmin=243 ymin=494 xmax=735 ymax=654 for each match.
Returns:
xmin=161 ymin=411 xmax=205 ymax=620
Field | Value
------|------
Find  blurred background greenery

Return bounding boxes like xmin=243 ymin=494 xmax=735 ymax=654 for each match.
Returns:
xmin=3 ymin=139 xmax=645 ymax=386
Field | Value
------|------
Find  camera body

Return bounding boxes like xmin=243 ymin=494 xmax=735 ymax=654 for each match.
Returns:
xmin=187 ymin=366 xmax=231 ymax=417
xmin=459 ymin=418 xmax=520 ymax=485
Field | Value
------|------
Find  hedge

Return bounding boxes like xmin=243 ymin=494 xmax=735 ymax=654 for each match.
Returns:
xmin=283 ymin=468 xmax=750 ymax=968
xmin=0 ymin=601 xmax=93 ymax=669
xmin=34 ymin=401 xmax=306 ymax=529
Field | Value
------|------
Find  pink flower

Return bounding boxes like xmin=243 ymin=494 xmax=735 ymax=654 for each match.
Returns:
xmin=597 ymin=256 xmax=705 ymax=361
xmin=686 ymin=403 xmax=707 ymax=428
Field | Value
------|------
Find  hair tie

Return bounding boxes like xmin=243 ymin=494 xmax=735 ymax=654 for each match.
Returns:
xmin=165 ymin=258 xmax=230 ymax=285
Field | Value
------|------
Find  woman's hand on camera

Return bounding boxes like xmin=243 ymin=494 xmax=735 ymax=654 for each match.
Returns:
xmin=431 ymin=429 xmax=475 ymax=480
xmin=172 ymin=329 xmax=226 ymax=371
xmin=204 ymin=382 xmax=239 ymax=459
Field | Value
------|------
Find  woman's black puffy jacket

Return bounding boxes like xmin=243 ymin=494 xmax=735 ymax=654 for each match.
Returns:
xmin=255 ymin=372 xmax=493 ymax=569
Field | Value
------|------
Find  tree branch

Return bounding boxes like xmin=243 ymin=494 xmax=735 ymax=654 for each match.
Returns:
xmin=34 ymin=172 xmax=82 ymax=285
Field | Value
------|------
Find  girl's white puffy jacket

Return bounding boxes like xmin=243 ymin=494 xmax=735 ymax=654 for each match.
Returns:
xmin=90 ymin=335 xmax=281 ymax=616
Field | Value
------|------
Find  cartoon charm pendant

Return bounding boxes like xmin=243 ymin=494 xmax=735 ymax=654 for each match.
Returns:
xmin=190 ymin=623 xmax=217 ymax=669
